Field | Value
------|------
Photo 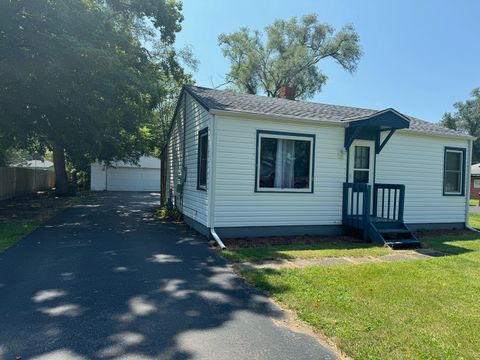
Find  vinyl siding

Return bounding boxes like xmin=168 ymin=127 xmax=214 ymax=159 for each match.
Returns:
xmin=166 ymin=96 xmax=184 ymax=209
xmin=213 ymin=115 xmax=346 ymax=227
xmin=166 ymin=93 xmax=210 ymax=226
xmin=376 ymin=131 xmax=469 ymax=224
xmin=183 ymin=94 xmax=210 ymax=226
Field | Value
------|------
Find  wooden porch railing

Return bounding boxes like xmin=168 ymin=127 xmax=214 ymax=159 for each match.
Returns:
xmin=343 ymin=182 xmax=406 ymax=241
xmin=372 ymin=183 xmax=405 ymax=222
xmin=342 ymin=182 xmax=371 ymax=240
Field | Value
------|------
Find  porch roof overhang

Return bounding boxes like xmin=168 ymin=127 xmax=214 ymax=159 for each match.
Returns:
xmin=343 ymin=108 xmax=411 ymax=154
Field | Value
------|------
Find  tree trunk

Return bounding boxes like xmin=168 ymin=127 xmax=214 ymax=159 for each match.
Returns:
xmin=52 ymin=141 xmax=68 ymax=195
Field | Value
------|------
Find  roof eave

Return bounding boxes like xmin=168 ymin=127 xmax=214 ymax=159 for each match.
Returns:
xmin=398 ymin=128 xmax=476 ymax=140
xmin=208 ymin=108 xmax=346 ymax=126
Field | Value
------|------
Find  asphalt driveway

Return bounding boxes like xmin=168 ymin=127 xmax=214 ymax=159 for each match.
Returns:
xmin=0 ymin=192 xmax=337 ymax=360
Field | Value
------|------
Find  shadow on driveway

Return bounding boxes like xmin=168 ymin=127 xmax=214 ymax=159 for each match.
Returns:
xmin=0 ymin=192 xmax=337 ymax=360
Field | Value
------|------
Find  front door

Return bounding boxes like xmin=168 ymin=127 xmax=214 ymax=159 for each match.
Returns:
xmin=347 ymin=140 xmax=375 ymax=215
xmin=348 ymin=140 xmax=375 ymax=186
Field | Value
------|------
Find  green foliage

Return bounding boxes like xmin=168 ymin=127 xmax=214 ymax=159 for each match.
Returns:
xmin=441 ymin=88 xmax=480 ymax=163
xmin=0 ymin=0 xmax=188 ymax=193
xmin=218 ymin=14 xmax=362 ymax=100
xmin=145 ymin=75 xmax=195 ymax=157
xmin=0 ymin=147 xmax=30 ymax=167
xmin=241 ymin=234 xmax=480 ymax=359
xmin=157 ymin=206 xmax=183 ymax=222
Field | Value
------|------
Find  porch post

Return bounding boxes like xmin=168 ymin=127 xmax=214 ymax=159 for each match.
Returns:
xmin=363 ymin=184 xmax=371 ymax=241
xmin=398 ymin=185 xmax=406 ymax=222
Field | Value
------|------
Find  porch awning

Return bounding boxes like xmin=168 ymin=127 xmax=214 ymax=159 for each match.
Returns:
xmin=343 ymin=108 xmax=410 ymax=154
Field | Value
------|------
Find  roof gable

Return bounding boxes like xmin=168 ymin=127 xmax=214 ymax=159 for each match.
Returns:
xmin=346 ymin=108 xmax=410 ymax=129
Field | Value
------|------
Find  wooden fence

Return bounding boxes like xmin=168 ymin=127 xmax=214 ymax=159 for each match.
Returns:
xmin=0 ymin=167 xmax=56 ymax=201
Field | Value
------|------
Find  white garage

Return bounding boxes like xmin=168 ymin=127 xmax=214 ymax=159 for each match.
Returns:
xmin=90 ymin=156 xmax=160 ymax=192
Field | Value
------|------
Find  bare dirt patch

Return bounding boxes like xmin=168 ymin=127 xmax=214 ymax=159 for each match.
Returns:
xmin=415 ymin=228 xmax=475 ymax=238
xmin=270 ymin=299 xmax=352 ymax=360
xmin=223 ymin=234 xmax=362 ymax=249
xmin=235 ymin=249 xmax=448 ymax=270
xmin=223 ymin=229 xmax=476 ymax=249
xmin=0 ymin=191 xmax=84 ymax=223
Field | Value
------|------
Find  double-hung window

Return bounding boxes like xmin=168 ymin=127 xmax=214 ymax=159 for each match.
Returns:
xmin=443 ymin=147 xmax=465 ymax=196
xmin=197 ymin=128 xmax=208 ymax=190
xmin=474 ymin=179 xmax=480 ymax=189
xmin=256 ymin=131 xmax=314 ymax=192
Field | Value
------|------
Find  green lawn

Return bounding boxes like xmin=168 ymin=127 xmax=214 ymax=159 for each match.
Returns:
xmin=223 ymin=211 xmax=480 ymax=264
xmin=0 ymin=222 xmax=39 ymax=253
xmin=469 ymin=199 xmax=479 ymax=206
xmin=240 ymin=234 xmax=480 ymax=359
xmin=469 ymin=212 xmax=480 ymax=229
xmin=0 ymin=193 xmax=84 ymax=254
xmin=222 ymin=241 xmax=391 ymax=263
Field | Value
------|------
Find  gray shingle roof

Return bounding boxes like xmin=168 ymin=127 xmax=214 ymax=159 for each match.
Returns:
xmin=186 ymin=86 xmax=470 ymax=138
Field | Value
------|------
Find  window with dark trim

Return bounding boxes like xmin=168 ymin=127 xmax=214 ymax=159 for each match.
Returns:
xmin=256 ymin=131 xmax=315 ymax=193
xmin=443 ymin=147 xmax=466 ymax=196
xmin=197 ymin=128 xmax=208 ymax=190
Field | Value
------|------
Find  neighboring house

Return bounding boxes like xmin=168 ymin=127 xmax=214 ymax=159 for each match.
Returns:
xmin=161 ymin=85 xmax=474 ymax=247
xmin=470 ymin=163 xmax=480 ymax=199
xmin=15 ymin=160 xmax=54 ymax=170
xmin=91 ymin=156 xmax=160 ymax=192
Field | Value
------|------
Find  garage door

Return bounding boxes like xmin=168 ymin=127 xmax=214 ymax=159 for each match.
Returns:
xmin=106 ymin=167 xmax=160 ymax=192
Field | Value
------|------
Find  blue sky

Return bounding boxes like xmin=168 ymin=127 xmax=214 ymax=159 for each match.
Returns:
xmin=175 ymin=0 xmax=479 ymax=122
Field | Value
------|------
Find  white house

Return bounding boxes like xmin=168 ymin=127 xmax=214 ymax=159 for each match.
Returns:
xmin=91 ymin=156 xmax=160 ymax=192
xmin=161 ymin=85 xmax=474 ymax=247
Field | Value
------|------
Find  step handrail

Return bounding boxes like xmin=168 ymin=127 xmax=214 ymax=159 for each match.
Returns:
xmin=373 ymin=183 xmax=405 ymax=222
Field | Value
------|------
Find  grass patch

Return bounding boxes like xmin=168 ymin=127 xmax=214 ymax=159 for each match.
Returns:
xmin=0 ymin=222 xmax=40 ymax=253
xmin=0 ymin=193 xmax=84 ymax=253
xmin=470 ymin=199 xmax=479 ymax=206
xmin=222 ymin=241 xmax=391 ymax=263
xmin=241 ymin=234 xmax=480 ymax=359
xmin=469 ymin=212 xmax=480 ymax=229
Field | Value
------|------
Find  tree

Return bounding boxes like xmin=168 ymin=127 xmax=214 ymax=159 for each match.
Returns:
xmin=218 ymin=14 xmax=362 ymax=100
xmin=144 ymin=45 xmax=198 ymax=157
xmin=0 ymin=0 xmax=185 ymax=194
xmin=0 ymin=146 xmax=30 ymax=167
xmin=441 ymin=88 xmax=480 ymax=163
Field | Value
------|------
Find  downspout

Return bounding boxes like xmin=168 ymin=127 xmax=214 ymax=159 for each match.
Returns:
xmin=208 ymin=113 xmax=226 ymax=249
xmin=465 ymin=139 xmax=479 ymax=232
xmin=210 ymin=228 xmax=226 ymax=250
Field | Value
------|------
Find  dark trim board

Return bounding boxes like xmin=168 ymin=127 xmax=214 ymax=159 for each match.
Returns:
xmin=406 ymin=222 xmax=466 ymax=231
xmin=197 ymin=127 xmax=208 ymax=191
xmin=184 ymin=217 xmax=467 ymax=241
xmin=184 ymin=215 xmax=210 ymax=237
xmin=214 ymin=225 xmax=345 ymax=239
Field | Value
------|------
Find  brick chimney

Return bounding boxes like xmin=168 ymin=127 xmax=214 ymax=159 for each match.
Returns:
xmin=279 ymin=84 xmax=296 ymax=100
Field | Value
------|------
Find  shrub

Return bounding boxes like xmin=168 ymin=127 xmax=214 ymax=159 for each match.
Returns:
xmin=158 ymin=206 xmax=183 ymax=222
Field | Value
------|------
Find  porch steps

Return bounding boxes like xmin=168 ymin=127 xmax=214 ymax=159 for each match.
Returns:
xmin=369 ymin=220 xmax=420 ymax=249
